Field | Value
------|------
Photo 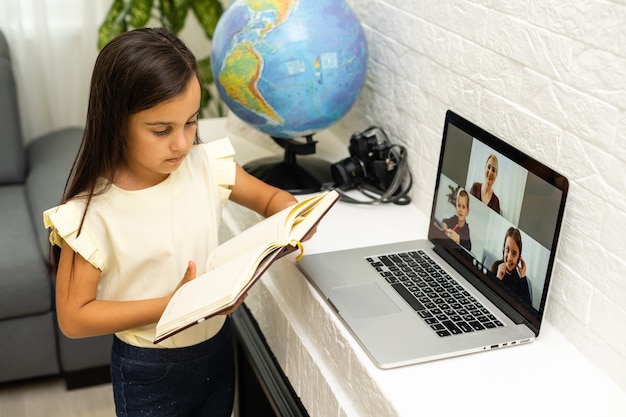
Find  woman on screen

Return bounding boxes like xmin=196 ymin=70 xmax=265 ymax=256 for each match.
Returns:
xmin=470 ymin=153 xmax=501 ymax=214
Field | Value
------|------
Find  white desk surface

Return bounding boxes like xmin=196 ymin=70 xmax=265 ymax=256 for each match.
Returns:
xmin=200 ymin=117 xmax=626 ymax=417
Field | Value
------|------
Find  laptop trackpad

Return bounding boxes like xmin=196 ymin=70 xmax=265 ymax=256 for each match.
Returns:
xmin=332 ymin=283 xmax=401 ymax=319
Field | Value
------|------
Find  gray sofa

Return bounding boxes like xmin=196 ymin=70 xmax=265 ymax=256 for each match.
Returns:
xmin=0 ymin=30 xmax=111 ymax=386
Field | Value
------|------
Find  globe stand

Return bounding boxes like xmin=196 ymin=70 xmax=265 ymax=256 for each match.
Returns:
xmin=243 ymin=135 xmax=332 ymax=195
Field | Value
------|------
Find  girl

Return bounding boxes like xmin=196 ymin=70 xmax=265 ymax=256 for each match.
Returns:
xmin=44 ymin=28 xmax=298 ymax=416
xmin=490 ymin=227 xmax=531 ymax=307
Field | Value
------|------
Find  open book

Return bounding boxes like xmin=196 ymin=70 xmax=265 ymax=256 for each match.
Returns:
xmin=154 ymin=190 xmax=340 ymax=343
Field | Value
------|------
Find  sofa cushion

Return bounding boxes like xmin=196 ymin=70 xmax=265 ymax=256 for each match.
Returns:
xmin=26 ymin=127 xmax=83 ymax=259
xmin=0 ymin=311 xmax=60 ymax=383
xmin=57 ymin=332 xmax=113 ymax=373
xmin=0 ymin=32 xmax=25 ymax=184
xmin=0 ymin=185 xmax=51 ymax=320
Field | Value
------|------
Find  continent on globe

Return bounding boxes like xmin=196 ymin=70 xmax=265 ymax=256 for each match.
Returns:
xmin=211 ymin=0 xmax=368 ymax=139
xmin=219 ymin=41 xmax=282 ymax=125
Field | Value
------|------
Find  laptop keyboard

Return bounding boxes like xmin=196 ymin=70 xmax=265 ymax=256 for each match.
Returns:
xmin=367 ymin=250 xmax=504 ymax=337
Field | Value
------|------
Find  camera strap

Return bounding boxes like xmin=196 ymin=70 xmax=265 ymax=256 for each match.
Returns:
xmin=325 ymin=144 xmax=413 ymax=205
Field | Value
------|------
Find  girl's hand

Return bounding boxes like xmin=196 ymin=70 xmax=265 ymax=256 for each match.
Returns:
xmin=496 ymin=263 xmax=507 ymax=280
xmin=172 ymin=261 xmax=197 ymax=295
xmin=517 ymin=256 xmax=527 ymax=278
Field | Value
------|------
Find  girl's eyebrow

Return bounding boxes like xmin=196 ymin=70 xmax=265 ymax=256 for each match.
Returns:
xmin=145 ymin=120 xmax=172 ymax=126
xmin=145 ymin=109 xmax=201 ymax=126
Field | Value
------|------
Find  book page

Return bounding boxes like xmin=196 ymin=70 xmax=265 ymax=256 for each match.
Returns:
xmin=157 ymin=246 xmax=275 ymax=338
xmin=206 ymin=192 xmax=330 ymax=270
xmin=289 ymin=191 xmax=339 ymax=242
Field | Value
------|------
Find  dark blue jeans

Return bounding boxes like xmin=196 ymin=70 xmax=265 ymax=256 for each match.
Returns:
xmin=111 ymin=318 xmax=235 ymax=417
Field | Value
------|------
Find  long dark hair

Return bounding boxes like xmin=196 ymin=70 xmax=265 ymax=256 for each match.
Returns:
xmin=50 ymin=28 xmax=199 ymax=271
xmin=490 ymin=227 xmax=523 ymax=274
xmin=502 ymin=227 xmax=523 ymax=258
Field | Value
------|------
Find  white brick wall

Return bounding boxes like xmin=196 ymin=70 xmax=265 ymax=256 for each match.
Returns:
xmin=336 ymin=0 xmax=626 ymax=391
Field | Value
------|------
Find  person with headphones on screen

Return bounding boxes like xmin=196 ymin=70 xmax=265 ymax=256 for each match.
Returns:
xmin=490 ymin=227 xmax=532 ymax=306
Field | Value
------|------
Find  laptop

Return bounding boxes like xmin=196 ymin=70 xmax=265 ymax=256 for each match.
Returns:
xmin=297 ymin=110 xmax=569 ymax=368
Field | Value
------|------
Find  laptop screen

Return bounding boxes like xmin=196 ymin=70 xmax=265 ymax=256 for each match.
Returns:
xmin=428 ymin=110 xmax=568 ymax=334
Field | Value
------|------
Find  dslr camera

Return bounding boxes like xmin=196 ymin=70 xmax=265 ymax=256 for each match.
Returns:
xmin=331 ymin=126 xmax=398 ymax=193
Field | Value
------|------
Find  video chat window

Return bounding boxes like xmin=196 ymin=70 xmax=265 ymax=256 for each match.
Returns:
xmin=432 ymin=125 xmax=563 ymax=314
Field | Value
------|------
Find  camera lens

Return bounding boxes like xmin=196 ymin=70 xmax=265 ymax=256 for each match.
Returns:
xmin=330 ymin=157 xmax=364 ymax=191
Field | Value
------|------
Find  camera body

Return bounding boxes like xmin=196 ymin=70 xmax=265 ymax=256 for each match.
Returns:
xmin=331 ymin=126 xmax=398 ymax=192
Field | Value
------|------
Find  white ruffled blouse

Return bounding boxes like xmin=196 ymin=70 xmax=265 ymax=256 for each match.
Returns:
xmin=44 ymin=138 xmax=236 ymax=348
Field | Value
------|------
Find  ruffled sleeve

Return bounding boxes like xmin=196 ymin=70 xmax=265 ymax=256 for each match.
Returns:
xmin=202 ymin=137 xmax=236 ymax=202
xmin=43 ymin=202 xmax=104 ymax=270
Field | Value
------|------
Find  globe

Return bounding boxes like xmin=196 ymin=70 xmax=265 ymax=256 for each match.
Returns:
xmin=211 ymin=0 xmax=368 ymax=139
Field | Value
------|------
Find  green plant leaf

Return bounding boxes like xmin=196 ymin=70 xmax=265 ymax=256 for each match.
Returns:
xmin=98 ymin=0 xmax=129 ymax=49
xmin=159 ymin=0 xmax=190 ymax=34
xmin=447 ymin=184 xmax=461 ymax=206
xmin=129 ymin=0 xmax=154 ymax=28
xmin=197 ymin=58 xmax=212 ymax=109
xmin=199 ymin=85 xmax=210 ymax=113
xmin=190 ymin=0 xmax=224 ymax=40
xmin=197 ymin=55 xmax=214 ymax=87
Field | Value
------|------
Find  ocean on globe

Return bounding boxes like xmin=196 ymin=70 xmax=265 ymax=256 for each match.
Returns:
xmin=211 ymin=0 xmax=368 ymax=139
